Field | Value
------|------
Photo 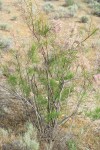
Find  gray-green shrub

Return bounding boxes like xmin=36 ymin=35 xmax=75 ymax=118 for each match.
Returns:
xmin=54 ymin=4 xmax=78 ymax=19
xmin=65 ymin=0 xmax=75 ymax=6
xmin=0 ymin=0 xmax=2 ymax=10
xmin=80 ymin=16 xmax=89 ymax=23
xmin=85 ymin=0 xmax=94 ymax=3
xmin=87 ymin=0 xmax=100 ymax=17
xmin=0 ymin=124 xmax=39 ymax=150
xmin=0 ymin=38 xmax=12 ymax=50
xmin=10 ymin=16 xmax=17 ymax=21
xmin=0 ymin=23 xmax=10 ymax=31
xmin=23 ymin=123 xmax=39 ymax=150
xmin=43 ymin=2 xmax=54 ymax=14
xmin=93 ymin=5 xmax=100 ymax=16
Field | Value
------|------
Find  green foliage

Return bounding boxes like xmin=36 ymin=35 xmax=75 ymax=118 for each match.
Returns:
xmin=37 ymin=95 xmax=47 ymax=106
xmin=1 ymin=4 xmax=92 ymax=147
xmin=61 ymin=86 xmax=74 ymax=100
xmin=86 ymin=107 xmax=100 ymax=120
xmin=80 ymin=16 xmax=89 ymax=23
xmin=46 ymin=110 xmax=59 ymax=122
xmin=65 ymin=0 xmax=75 ymax=6
xmin=8 ymin=75 xmax=17 ymax=86
xmin=21 ymin=81 xmax=31 ymax=97
xmin=35 ymin=19 xmax=51 ymax=36
xmin=67 ymin=139 xmax=77 ymax=150
xmin=3 ymin=16 xmax=77 ymax=128
xmin=28 ymin=44 xmax=38 ymax=62
xmin=64 ymin=72 xmax=74 ymax=80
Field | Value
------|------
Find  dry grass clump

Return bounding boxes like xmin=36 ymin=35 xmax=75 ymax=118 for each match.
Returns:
xmin=63 ymin=116 xmax=100 ymax=150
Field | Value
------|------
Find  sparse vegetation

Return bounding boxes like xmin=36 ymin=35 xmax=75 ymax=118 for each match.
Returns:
xmin=86 ymin=0 xmax=100 ymax=17
xmin=80 ymin=16 xmax=89 ymax=23
xmin=67 ymin=4 xmax=78 ymax=17
xmin=0 ymin=0 xmax=2 ymax=11
xmin=22 ymin=123 xmax=39 ymax=150
xmin=65 ymin=0 xmax=75 ymax=6
xmin=67 ymin=140 xmax=77 ymax=150
xmin=86 ymin=107 xmax=100 ymax=120
xmin=54 ymin=7 xmax=69 ymax=19
xmin=10 ymin=16 xmax=17 ymax=21
xmin=0 ymin=23 xmax=10 ymax=31
xmin=54 ymin=4 xmax=78 ymax=19
xmin=85 ymin=0 xmax=94 ymax=4
xmin=93 ymin=5 xmax=100 ymax=16
xmin=0 ymin=123 xmax=39 ymax=150
xmin=43 ymin=2 xmax=54 ymax=14
xmin=0 ymin=37 xmax=12 ymax=50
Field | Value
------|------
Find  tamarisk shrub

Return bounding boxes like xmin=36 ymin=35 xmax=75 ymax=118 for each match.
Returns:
xmin=0 ymin=1 xmax=97 ymax=149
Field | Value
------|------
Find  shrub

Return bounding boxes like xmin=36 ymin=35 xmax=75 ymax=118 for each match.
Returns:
xmin=67 ymin=4 xmax=78 ymax=17
xmin=0 ymin=128 xmax=9 ymax=138
xmin=80 ymin=16 xmax=89 ymax=23
xmin=10 ymin=16 xmax=17 ymax=21
xmin=22 ymin=123 xmax=39 ymax=150
xmin=1 ymin=1 xmax=95 ymax=149
xmin=0 ymin=0 xmax=2 ymax=11
xmin=93 ymin=6 xmax=100 ymax=16
xmin=0 ymin=23 xmax=10 ymax=31
xmin=85 ymin=0 xmax=94 ymax=3
xmin=85 ymin=0 xmax=100 ymax=4
xmin=88 ymin=1 xmax=99 ymax=8
xmin=43 ymin=2 xmax=54 ymax=14
xmin=0 ymin=37 xmax=13 ymax=50
xmin=65 ymin=0 xmax=75 ymax=6
xmin=1 ymin=19 xmax=78 ymax=148
xmin=0 ymin=124 xmax=39 ymax=150
xmin=54 ymin=4 xmax=78 ymax=19
xmin=96 ymin=0 xmax=100 ymax=2
xmin=54 ymin=7 xmax=70 ymax=19
xmin=87 ymin=0 xmax=100 ymax=17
